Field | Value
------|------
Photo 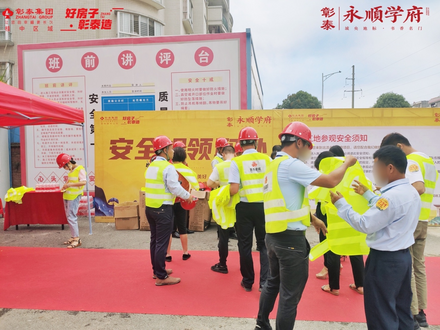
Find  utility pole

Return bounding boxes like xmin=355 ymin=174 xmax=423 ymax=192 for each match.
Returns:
xmin=321 ymin=70 xmax=341 ymax=109
xmin=344 ymin=65 xmax=362 ymax=108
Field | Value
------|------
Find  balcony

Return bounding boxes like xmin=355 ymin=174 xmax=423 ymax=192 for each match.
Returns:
xmin=208 ymin=6 xmax=232 ymax=33
xmin=137 ymin=0 xmax=165 ymax=10
xmin=0 ymin=31 xmax=13 ymax=46
xmin=208 ymin=0 xmax=230 ymax=11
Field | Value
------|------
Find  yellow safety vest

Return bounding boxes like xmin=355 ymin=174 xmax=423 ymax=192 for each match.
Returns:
xmin=214 ymin=156 xmax=223 ymax=165
xmin=5 ymin=186 xmax=35 ymax=204
xmin=263 ymin=156 xmax=311 ymax=234
xmin=144 ymin=160 xmax=176 ymax=208
xmin=308 ymin=157 xmax=371 ymax=261
xmin=215 ymin=161 xmax=232 ymax=187
xmin=209 ymin=184 xmax=239 ymax=229
xmin=407 ymin=153 xmax=439 ymax=221
xmin=234 ymin=152 xmax=271 ymax=202
xmin=63 ymin=165 xmax=86 ymax=200
xmin=173 ymin=163 xmax=200 ymax=191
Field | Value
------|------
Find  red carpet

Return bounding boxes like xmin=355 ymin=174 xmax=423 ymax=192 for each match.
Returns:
xmin=0 ymin=246 xmax=439 ymax=324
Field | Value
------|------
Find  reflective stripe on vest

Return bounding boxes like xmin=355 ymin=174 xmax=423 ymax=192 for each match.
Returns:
xmin=234 ymin=152 xmax=271 ymax=202
xmin=263 ymin=156 xmax=310 ymax=234
xmin=144 ymin=161 xmax=175 ymax=208
xmin=407 ymin=153 xmax=439 ymax=220
xmin=215 ymin=161 xmax=232 ymax=187
xmin=173 ymin=163 xmax=200 ymax=190
xmin=63 ymin=165 xmax=86 ymax=200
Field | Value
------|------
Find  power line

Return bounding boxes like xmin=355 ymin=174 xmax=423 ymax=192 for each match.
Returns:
xmin=354 ymin=31 xmax=411 ymax=67
xmin=382 ymin=71 xmax=440 ymax=92
xmin=357 ymin=38 xmax=440 ymax=82
xmin=404 ymin=81 xmax=440 ymax=97
xmin=363 ymin=63 xmax=440 ymax=92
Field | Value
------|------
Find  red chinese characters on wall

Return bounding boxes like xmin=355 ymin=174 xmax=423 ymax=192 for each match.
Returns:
xmin=8 ymin=8 xmax=54 ymax=32
xmin=108 ymin=137 xmax=268 ymax=161
xmin=46 ymin=54 xmax=63 ymax=73
xmin=156 ymin=49 xmax=175 ymax=68
xmin=81 ymin=52 xmax=99 ymax=71
xmin=65 ymin=8 xmax=113 ymax=31
xmin=235 ymin=116 xmax=272 ymax=126
xmin=118 ymin=50 xmax=136 ymax=70
xmin=194 ymin=47 xmax=214 ymax=67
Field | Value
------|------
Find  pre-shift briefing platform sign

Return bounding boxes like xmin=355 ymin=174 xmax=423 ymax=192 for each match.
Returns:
xmin=18 ymin=33 xmax=247 ymax=189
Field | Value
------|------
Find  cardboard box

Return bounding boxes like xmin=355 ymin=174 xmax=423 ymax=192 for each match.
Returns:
xmin=114 ymin=202 xmax=139 ymax=230
xmin=188 ymin=190 xmax=211 ymax=232
xmin=95 ymin=216 xmax=114 ymax=223
xmin=139 ymin=190 xmax=150 ymax=231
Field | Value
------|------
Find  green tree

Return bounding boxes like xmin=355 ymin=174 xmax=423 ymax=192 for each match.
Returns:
xmin=276 ymin=91 xmax=322 ymax=109
xmin=372 ymin=92 xmax=411 ymax=108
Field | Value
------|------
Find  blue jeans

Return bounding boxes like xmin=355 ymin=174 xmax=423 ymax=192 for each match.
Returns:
xmin=64 ymin=195 xmax=81 ymax=237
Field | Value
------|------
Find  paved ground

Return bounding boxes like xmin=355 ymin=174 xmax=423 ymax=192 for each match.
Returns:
xmin=1 ymin=217 xmax=440 ymax=330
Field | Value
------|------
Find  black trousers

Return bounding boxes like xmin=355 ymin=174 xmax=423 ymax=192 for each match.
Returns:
xmin=235 ymin=202 xmax=268 ymax=288
xmin=364 ymin=248 xmax=413 ymax=330
xmin=145 ymin=205 xmax=174 ymax=280
xmin=319 ymin=221 xmax=364 ymax=290
xmin=257 ymin=231 xmax=310 ymax=330
xmin=217 ymin=225 xmax=230 ymax=266
xmin=173 ymin=202 xmax=187 ymax=235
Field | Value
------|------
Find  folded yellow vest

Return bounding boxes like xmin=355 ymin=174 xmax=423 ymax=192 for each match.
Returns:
xmin=208 ymin=184 xmax=240 ymax=229
xmin=5 ymin=186 xmax=36 ymax=204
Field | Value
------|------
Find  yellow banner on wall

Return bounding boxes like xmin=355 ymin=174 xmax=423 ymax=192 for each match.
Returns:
xmin=95 ymin=108 xmax=440 ymax=217
xmin=95 ymin=110 xmax=283 ymax=207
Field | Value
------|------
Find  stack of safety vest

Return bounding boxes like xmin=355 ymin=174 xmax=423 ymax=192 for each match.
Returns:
xmin=5 ymin=186 xmax=35 ymax=204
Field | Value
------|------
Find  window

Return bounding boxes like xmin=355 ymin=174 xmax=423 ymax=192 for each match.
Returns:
xmin=0 ymin=9 xmax=12 ymax=41
xmin=0 ymin=62 xmax=13 ymax=85
xmin=117 ymin=12 xmax=163 ymax=37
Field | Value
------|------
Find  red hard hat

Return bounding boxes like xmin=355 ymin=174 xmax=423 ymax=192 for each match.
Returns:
xmin=239 ymin=127 xmax=258 ymax=141
xmin=56 ymin=153 xmax=72 ymax=169
xmin=177 ymin=197 xmax=198 ymax=210
xmin=235 ymin=142 xmax=243 ymax=153
xmin=153 ymin=135 xmax=173 ymax=151
xmin=279 ymin=122 xmax=313 ymax=149
xmin=215 ymin=137 xmax=229 ymax=149
xmin=173 ymin=141 xmax=186 ymax=148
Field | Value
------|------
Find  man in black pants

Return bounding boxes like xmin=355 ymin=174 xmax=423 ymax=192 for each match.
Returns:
xmin=208 ymin=145 xmax=236 ymax=274
xmin=331 ymin=146 xmax=421 ymax=329
xmin=255 ymin=122 xmax=356 ymax=330
xmin=144 ymin=135 xmax=194 ymax=286
xmin=229 ymin=127 xmax=271 ymax=292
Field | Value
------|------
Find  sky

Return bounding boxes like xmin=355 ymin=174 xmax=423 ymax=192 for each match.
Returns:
xmin=231 ymin=0 xmax=440 ymax=109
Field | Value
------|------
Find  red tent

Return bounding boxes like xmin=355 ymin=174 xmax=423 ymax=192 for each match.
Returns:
xmin=0 ymin=82 xmax=92 ymax=234
xmin=0 ymin=81 xmax=83 ymax=128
